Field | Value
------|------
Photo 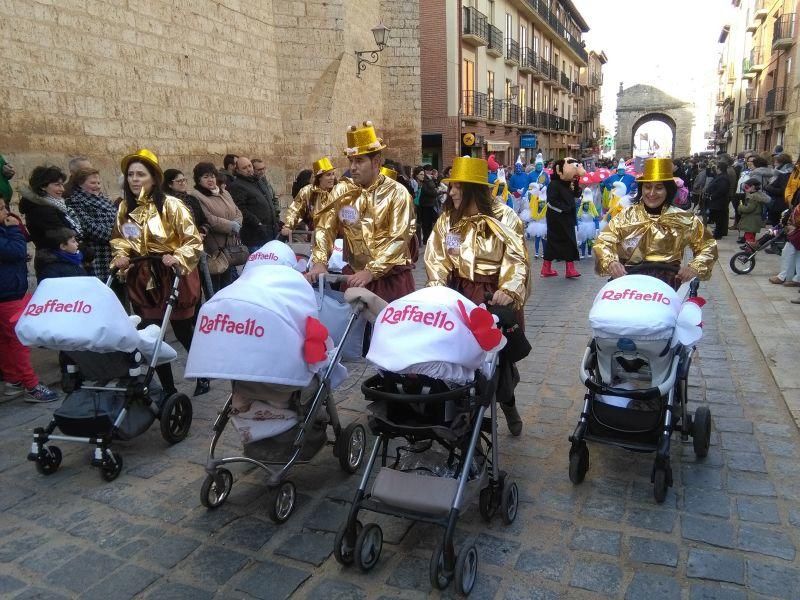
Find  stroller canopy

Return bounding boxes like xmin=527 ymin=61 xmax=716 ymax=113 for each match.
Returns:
xmin=186 ymin=265 xmax=322 ymax=386
xmin=242 ymin=240 xmax=298 ymax=274
xmin=589 ymin=275 xmax=681 ymax=340
xmin=15 ymin=276 xmax=142 ymax=353
xmin=366 ymin=286 xmax=502 ymax=378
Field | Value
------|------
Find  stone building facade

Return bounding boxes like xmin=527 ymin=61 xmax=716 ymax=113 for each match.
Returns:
xmin=1 ymin=0 xmax=421 ymax=204
xmin=420 ymin=0 xmax=600 ymax=170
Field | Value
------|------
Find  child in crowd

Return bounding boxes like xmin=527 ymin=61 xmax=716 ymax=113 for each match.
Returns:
xmin=0 ymin=203 xmax=59 ymax=402
xmin=35 ymin=228 xmax=87 ymax=281
xmin=738 ymin=178 xmax=769 ymax=247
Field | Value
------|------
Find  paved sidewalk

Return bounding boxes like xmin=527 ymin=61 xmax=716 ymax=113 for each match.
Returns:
xmin=0 ymin=249 xmax=798 ymax=598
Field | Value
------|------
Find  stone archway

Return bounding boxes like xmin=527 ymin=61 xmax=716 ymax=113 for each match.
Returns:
xmin=615 ymin=84 xmax=694 ymax=157
xmin=630 ymin=112 xmax=676 ymax=156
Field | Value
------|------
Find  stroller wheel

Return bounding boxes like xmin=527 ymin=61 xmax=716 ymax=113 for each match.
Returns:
xmin=729 ymin=252 xmax=755 ymax=275
xmin=267 ymin=481 xmax=296 ymax=524
xmin=354 ymin=523 xmax=383 ymax=572
xmin=200 ymin=469 xmax=233 ymax=509
xmin=337 ymin=423 xmax=366 ymax=474
xmin=333 ymin=520 xmax=363 ymax=566
xmin=35 ymin=446 xmax=62 ymax=476
xmin=454 ymin=545 xmax=479 ymax=596
xmin=692 ymin=406 xmax=712 ymax=458
xmin=501 ymin=480 xmax=519 ymax=525
xmin=160 ymin=393 xmax=193 ymax=444
xmin=478 ymin=486 xmax=499 ymax=522
xmin=429 ymin=541 xmax=453 ymax=590
xmin=653 ymin=467 xmax=669 ymax=503
xmin=100 ymin=451 xmax=123 ymax=482
xmin=568 ymin=442 xmax=589 ymax=484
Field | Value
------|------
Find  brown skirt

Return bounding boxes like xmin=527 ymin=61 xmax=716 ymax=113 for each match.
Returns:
xmin=449 ymin=274 xmax=524 ymax=328
xmin=340 ymin=264 xmax=416 ymax=303
xmin=127 ymin=259 xmax=201 ymax=321
xmin=626 ymin=261 xmax=681 ymax=291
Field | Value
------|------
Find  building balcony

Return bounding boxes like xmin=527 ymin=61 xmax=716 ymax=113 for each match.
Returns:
xmin=513 ymin=0 xmax=588 ymax=65
xmin=588 ymin=72 xmax=603 ymax=88
xmin=560 ymin=71 xmax=571 ymax=90
xmin=754 ymin=0 xmax=768 ymax=20
xmin=487 ymin=98 xmax=504 ymax=123
xmin=773 ymin=14 xmax=795 ymax=50
xmin=540 ymin=58 xmax=556 ymax=86
xmin=716 ymin=92 xmax=725 ymax=106
xmin=519 ymin=48 xmax=536 ymax=74
xmin=739 ymin=99 xmax=761 ymax=122
xmin=571 ymin=81 xmax=581 ymax=96
xmin=504 ymin=102 xmax=520 ymax=125
xmin=461 ymin=6 xmax=489 ymax=47
xmin=765 ymin=87 xmax=789 ymax=116
xmin=461 ymin=90 xmax=488 ymax=121
xmin=486 ymin=24 xmax=503 ymax=57
xmin=522 ymin=106 xmax=537 ymax=127
xmin=505 ymin=38 xmax=520 ymax=65
xmin=750 ymin=49 xmax=765 ymax=71
xmin=741 ymin=58 xmax=756 ymax=78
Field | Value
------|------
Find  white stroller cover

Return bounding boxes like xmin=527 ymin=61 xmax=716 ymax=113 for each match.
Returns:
xmin=366 ymin=286 xmax=504 ymax=383
xmin=16 ymin=277 xmax=142 ymax=353
xmin=242 ymin=240 xmax=298 ymax=274
xmin=328 ymin=238 xmax=347 ymax=272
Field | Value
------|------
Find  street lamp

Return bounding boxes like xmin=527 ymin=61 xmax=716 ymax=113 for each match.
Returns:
xmin=510 ymin=84 xmax=520 ymax=102
xmin=356 ymin=23 xmax=391 ymax=78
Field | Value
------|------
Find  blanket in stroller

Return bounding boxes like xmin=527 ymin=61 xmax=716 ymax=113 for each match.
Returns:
xmin=366 ymin=286 xmax=504 ymax=385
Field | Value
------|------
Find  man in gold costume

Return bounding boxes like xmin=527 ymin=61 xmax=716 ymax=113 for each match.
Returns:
xmin=594 ymin=158 xmax=718 ymax=289
xmin=306 ymin=122 xmax=416 ymax=302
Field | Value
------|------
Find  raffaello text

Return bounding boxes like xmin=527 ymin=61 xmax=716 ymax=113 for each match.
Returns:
xmin=199 ymin=314 xmax=265 ymax=337
xmin=24 ymin=299 xmax=92 ymax=316
xmin=248 ymin=251 xmax=279 ymax=262
xmin=600 ymin=289 xmax=671 ymax=305
xmin=379 ymin=305 xmax=455 ymax=330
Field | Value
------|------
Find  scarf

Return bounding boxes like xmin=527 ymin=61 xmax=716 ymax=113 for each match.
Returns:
xmin=46 ymin=195 xmax=83 ymax=236
xmin=53 ymin=249 xmax=84 ymax=265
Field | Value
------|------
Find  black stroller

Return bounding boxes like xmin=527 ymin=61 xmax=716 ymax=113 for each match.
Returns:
xmin=729 ymin=209 xmax=790 ymax=274
xmin=334 ymin=349 xmax=517 ymax=596
xmin=568 ymin=264 xmax=712 ymax=503
xmin=25 ymin=260 xmax=192 ymax=481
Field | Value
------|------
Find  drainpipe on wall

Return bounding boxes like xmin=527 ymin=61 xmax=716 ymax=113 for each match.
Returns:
xmin=457 ymin=2 xmax=463 ymax=167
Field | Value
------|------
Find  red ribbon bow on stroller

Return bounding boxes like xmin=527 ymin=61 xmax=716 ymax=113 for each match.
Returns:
xmin=456 ymin=300 xmax=503 ymax=351
xmin=303 ymin=317 xmax=329 ymax=364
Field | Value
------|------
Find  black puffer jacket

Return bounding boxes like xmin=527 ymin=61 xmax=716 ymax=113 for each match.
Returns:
xmin=228 ymin=175 xmax=277 ymax=247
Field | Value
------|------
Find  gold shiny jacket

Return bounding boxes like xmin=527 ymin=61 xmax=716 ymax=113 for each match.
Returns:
xmin=594 ymin=203 xmax=718 ymax=279
xmin=424 ymin=202 xmax=530 ymax=308
xmin=311 ymin=175 xmax=415 ymax=277
xmin=283 ymin=184 xmax=331 ymax=230
xmin=110 ymin=193 xmax=203 ymax=274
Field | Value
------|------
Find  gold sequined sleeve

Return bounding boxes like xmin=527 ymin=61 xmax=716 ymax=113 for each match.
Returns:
xmin=311 ymin=200 xmax=338 ymax=266
xmin=164 ymin=197 xmax=203 ymax=273
xmin=593 ymin=217 xmax=622 ymax=275
xmin=365 ymin=188 xmax=414 ymax=278
xmin=424 ymin=213 xmax=451 ymax=287
xmin=284 ymin=185 xmax=312 ymax=231
xmin=687 ymin=216 xmax=718 ymax=280
xmin=110 ymin=201 xmax=133 ymax=261
xmin=495 ymin=218 xmax=529 ymax=307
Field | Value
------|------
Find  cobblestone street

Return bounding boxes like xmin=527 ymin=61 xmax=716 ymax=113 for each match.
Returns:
xmin=2 ymin=238 xmax=800 ymax=599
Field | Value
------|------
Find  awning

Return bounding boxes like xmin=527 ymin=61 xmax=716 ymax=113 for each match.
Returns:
xmin=568 ymin=144 xmax=581 ymax=149
xmin=486 ymin=140 xmax=510 ymax=151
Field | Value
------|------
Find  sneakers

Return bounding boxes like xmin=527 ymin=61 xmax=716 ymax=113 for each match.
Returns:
xmin=769 ymin=276 xmax=785 ymax=284
xmin=24 ymin=384 xmax=59 ymax=403
xmin=3 ymin=382 xmax=23 ymax=397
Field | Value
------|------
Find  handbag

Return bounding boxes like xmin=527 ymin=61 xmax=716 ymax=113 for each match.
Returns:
xmin=207 ymin=234 xmax=248 ymax=275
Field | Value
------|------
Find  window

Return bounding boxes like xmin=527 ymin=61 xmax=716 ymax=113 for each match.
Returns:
xmin=506 ymin=13 xmax=513 ymax=39
xmin=488 ymin=70 xmax=495 ymax=108
xmin=462 ymin=59 xmax=475 ymax=115
xmin=488 ymin=0 xmax=495 ymax=24
xmin=532 ymin=33 xmax=539 ymax=55
xmin=533 ymin=88 xmax=539 ymax=111
xmin=520 ymin=25 xmax=527 ymax=52
xmin=520 ymin=85 xmax=527 ymax=110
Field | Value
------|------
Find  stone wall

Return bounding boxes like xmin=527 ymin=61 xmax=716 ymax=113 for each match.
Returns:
xmin=0 ymin=0 xmax=420 ymax=205
xmin=615 ymin=85 xmax=694 ymax=158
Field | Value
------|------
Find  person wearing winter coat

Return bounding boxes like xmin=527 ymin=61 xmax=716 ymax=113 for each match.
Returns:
xmin=228 ymin=157 xmax=278 ymax=252
xmin=764 ymin=153 xmax=793 ymax=225
xmin=783 ymin=156 xmax=800 ymax=208
xmin=35 ymin=228 xmax=87 ymax=281
xmin=0 ymin=155 xmax=15 ymax=209
xmin=65 ymin=168 xmax=117 ymax=281
xmin=705 ymin=162 xmax=731 ymax=239
xmin=737 ymin=178 xmax=769 ymax=245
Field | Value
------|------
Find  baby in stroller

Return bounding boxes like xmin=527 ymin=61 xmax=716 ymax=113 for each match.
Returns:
xmin=569 ymin=267 xmax=712 ymax=502
xmin=16 ymin=275 xmax=191 ymax=481
xmin=333 ymin=286 xmax=518 ymax=596
xmin=186 ymin=243 xmax=366 ymax=523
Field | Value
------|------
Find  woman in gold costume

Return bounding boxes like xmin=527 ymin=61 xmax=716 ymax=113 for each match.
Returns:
xmin=280 ymin=157 xmax=336 ymax=237
xmin=425 ymin=156 xmax=530 ymax=435
xmin=110 ymin=149 xmax=207 ymax=397
xmin=594 ymin=157 xmax=718 ymax=289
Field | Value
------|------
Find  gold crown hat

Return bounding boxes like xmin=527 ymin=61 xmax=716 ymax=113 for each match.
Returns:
xmin=441 ymin=156 xmax=492 ymax=187
xmin=120 ymin=148 xmax=163 ymax=179
xmin=380 ymin=166 xmax=398 ymax=180
xmin=344 ymin=121 xmax=388 ymax=157
xmin=312 ymin=157 xmax=335 ymax=176
xmin=637 ymin=158 xmax=675 ymax=183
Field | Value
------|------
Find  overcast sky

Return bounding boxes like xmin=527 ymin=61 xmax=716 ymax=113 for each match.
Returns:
xmin=574 ymin=0 xmax=730 ymax=153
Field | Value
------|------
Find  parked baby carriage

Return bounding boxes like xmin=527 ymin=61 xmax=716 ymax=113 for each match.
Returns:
xmin=17 ymin=264 xmax=192 ymax=481
xmin=333 ymin=287 xmax=517 ymax=596
xmin=186 ymin=261 xmax=366 ymax=523
xmin=729 ymin=208 xmax=790 ymax=274
xmin=568 ymin=264 xmax=712 ymax=503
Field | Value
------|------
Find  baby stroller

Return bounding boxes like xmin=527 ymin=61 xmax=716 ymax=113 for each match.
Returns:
xmin=568 ymin=264 xmax=712 ymax=503
xmin=186 ymin=267 xmax=367 ymax=524
xmin=333 ymin=287 xmax=518 ymax=596
xmin=729 ymin=208 xmax=790 ymax=274
xmin=17 ymin=262 xmax=192 ymax=482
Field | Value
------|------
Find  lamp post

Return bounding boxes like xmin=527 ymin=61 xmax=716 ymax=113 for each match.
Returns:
xmin=356 ymin=23 xmax=390 ymax=78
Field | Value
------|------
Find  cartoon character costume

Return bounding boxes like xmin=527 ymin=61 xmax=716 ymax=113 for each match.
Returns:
xmin=529 ymin=153 xmax=551 ymax=187
xmin=602 ymin=159 xmax=638 ymax=209
xmin=576 ymin=188 xmax=600 ymax=258
xmin=509 ymin=157 xmax=530 ymax=194
xmin=527 ymin=187 xmax=548 ymax=257
xmin=600 ymin=181 xmax=632 ymax=231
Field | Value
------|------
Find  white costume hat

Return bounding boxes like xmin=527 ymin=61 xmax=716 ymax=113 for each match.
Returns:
xmin=617 ymin=159 xmax=626 ymax=171
xmin=535 ymin=152 xmax=544 ymax=166
xmin=612 ymin=181 xmax=628 ymax=196
xmin=582 ymin=188 xmax=594 ymax=203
